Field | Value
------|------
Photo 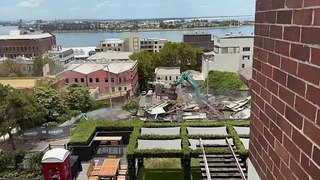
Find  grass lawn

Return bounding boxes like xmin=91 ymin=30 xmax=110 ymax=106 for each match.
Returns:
xmin=137 ymin=158 xmax=202 ymax=180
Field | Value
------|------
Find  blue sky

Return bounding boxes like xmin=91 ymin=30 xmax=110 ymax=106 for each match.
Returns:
xmin=0 ymin=0 xmax=255 ymax=20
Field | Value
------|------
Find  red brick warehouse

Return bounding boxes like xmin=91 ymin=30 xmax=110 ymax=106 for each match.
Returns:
xmin=250 ymin=0 xmax=320 ymax=179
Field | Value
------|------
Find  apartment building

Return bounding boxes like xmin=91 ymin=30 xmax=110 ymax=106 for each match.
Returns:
xmin=140 ymin=38 xmax=168 ymax=52
xmin=250 ymin=0 xmax=320 ymax=180
xmin=0 ymin=30 xmax=56 ymax=59
xmin=95 ymin=39 xmax=124 ymax=52
xmin=201 ymin=35 xmax=254 ymax=78
xmin=56 ymin=60 xmax=138 ymax=96
xmin=183 ymin=34 xmax=214 ymax=52
xmin=87 ymin=51 xmax=133 ymax=61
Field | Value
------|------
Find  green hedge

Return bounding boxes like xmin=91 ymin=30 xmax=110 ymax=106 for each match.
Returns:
xmin=142 ymin=123 xmax=181 ymax=128
xmin=138 ymin=134 xmax=181 ymax=140
xmin=70 ymin=120 xmax=143 ymax=145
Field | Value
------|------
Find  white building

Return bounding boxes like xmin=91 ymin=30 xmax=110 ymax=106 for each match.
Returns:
xmin=155 ymin=67 xmax=181 ymax=84
xmin=46 ymin=45 xmax=74 ymax=66
xmin=87 ymin=51 xmax=133 ymax=61
xmin=202 ymin=35 xmax=254 ymax=78
xmin=71 ymin=47 xmax=96 ymax=60
xmin=96 ymin=39 xmax=124 ymax=52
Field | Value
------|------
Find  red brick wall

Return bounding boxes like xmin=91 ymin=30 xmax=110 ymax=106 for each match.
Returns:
xmin=0 ymin=35 xmax=56 ymax=58
xmin=251 ymin=0 xmax=320 ymax=179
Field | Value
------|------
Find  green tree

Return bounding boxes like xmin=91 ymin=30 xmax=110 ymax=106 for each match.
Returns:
xmin=204 ymin=70 xmax=246 ymax=95
xmin=34 ymin=87 xmax=68 ymax=122
xmin=121 ymin=98 xmax=139 ymax=114
xmin=130 ymin=51 xmax=158 ymax=89
xmin=0 ymin=59 xmax=27 ymax=77
xmin=130 ymin=42 xmax=203 ymax=89
xmin=0 ymin=85 xmax=45 ymax=150
xmin=65 ymin=84 xmax=93 ymax=112
xmin=32 ymin=56 xmax=62 ymax=77
xmin=159 ymin=42 xmax=202 ymax=71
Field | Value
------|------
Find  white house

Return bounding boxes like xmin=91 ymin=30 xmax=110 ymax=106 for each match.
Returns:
xmin=155 ymin=67 xmax=181 ymax=84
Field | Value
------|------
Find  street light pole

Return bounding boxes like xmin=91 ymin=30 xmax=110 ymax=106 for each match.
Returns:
xmin=105 ymin=62 xmax=113 ymax=119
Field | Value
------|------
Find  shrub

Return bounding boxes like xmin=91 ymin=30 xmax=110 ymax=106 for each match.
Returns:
xmin=90 ymin=99 xmax=110 ymax=111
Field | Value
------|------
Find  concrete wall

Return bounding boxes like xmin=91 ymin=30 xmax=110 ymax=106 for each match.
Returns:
xmin=250 ymin=0 xmax=320 ymax=179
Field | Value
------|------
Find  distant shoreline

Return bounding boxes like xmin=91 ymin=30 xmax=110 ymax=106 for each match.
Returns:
xmin=52 ymin=25 xmax=254 ymax=33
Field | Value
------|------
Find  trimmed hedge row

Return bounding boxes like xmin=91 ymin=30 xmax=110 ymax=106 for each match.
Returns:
xmin=138 ymin=134 xmax=181 ymax=140
xmin=70 ymin=120 xmax=143 ymax=145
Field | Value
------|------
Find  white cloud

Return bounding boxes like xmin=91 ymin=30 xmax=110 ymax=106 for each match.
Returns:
xmin=17 ymin=0 xmax=43 ymax=8
xmin=94 ymin=0 xmax=109 ymax=9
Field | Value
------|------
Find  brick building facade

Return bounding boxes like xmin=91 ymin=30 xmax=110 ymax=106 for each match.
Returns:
xmin=250 ymin=0 xmax=320 ymax=179
xmin=0 ymin=32 xmax=56 ymax=59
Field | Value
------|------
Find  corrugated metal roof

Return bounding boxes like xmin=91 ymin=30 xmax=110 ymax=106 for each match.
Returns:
xmin=87 ymin=52 xmax=133 ymax=60
xmin=65 ymin=61 xmax=137 ymax=75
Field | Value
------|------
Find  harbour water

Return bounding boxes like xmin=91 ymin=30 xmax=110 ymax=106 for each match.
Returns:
xmin=0 ymin=25 xmax=254 ymax=47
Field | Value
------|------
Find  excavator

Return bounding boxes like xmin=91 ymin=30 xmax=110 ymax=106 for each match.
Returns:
xmin=175 ymin=71 xmax=201 ymax=103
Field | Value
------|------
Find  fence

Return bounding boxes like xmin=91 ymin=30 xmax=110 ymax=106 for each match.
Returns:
xmin=21 ymin=126 xmax=70 ymax=140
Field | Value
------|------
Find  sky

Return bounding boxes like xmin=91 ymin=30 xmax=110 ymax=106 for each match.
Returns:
xmin=0 ymin=0 xmax=255 ymax=21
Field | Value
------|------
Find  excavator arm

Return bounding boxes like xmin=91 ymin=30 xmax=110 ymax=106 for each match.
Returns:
xmin=176 ymin=71 xmax=201 ymax=102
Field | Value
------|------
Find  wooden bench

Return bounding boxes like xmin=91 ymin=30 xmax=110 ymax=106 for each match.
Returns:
xmin=87 ymin=160 xmax=102 ymax=178
xmin=118 ymin=169 xmax=127 ymax=175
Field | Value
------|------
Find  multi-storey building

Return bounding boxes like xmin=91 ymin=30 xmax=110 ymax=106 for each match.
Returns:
xmin=0 ymin=30 xmax=56 ymax=59
xmin=140 ymin=38 xmax=168 ymax=52
xmin=124 ymin=33 xmax=140 ymax=52
xmin=201 ymin=35 xmax=254 ymax=78
xmin=183 ymin=34 xmax=214 ymax=52
xmin=56 ymin=60 xmax=138 ymax=96
xmin=46 ymin=45 xmax=74 ymax=66
xmin=250 ymin=0 xmax=320 ymax=180
xmin=95 ymin=39 xmax=124 ymax=52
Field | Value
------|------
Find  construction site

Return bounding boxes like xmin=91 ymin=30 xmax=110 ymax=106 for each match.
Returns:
xmin=136 ymin=71 xmax=251 ymax=122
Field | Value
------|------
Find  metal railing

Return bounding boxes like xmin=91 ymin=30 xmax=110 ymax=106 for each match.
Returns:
xmin=199 ymin=138 xmax=212 ymax=180
xmin=225 ymin=137 xmax=247 ymax=180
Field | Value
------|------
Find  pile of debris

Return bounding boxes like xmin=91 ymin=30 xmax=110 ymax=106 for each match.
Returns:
xmin=136 ymin=94 xmax=251 ymax=121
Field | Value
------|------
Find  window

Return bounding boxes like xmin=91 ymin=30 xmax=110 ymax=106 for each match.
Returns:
xmin=75 ymin=78 xmax=78 ymax=83
xmin=169 ymin=76 xmax=172 ymax=80
xmin=118 ymin=87 xmax=122 ymax=91
xmin=119 ymin=44 xmax=122 ymax=47
xmin=65 ymin=78 xmax=69 ymax=84
xmin=81 ymin=78 xmax=84 ymax=83
xmin=155 ymin=41 xmax=158 ymax=44
xmin=124 ymin=87 xmax=127 ymax=91
xmin=102 ymin=44 xmax=106 ymax=47
xmin=124 ymin=77 xmax=126 ymax=82
xmin=89 ymin=78 xmax=93 ymax=83
xmin=119 ymin=77 xmax=121 ymax=83
xmin=159 ymin=46 xmax=162 ymax=49
xmin=112 ymin=87 xmax=115 ymax=92
xmin=243 ymin=47 xmax=250 ymax=51
xmin=176 ymin=76 xmax=179 ymax=80
xmin=118 ymin=48 xmax=120 ymax=51
xmin=242 ymin=55 xmax=250 ymax=60
xmin=165 ymin=76 xmax=168 ymax=81
xmin=107 ymin=44 xmax=111 ymax=47
xmin=242 ymin=64 xmax=245 ymax=68
xmin=157 ymin=77 xmax=161 ymax=80
xmin=221 ymin=47 xmax=228 ymax=54
xmin=96 ymin=78 xmax=100 ymax=83
xmin=105 ymin=78 xmax=108 ymax=82
xmin=111 ymin=78 xmax=114 ymax=82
